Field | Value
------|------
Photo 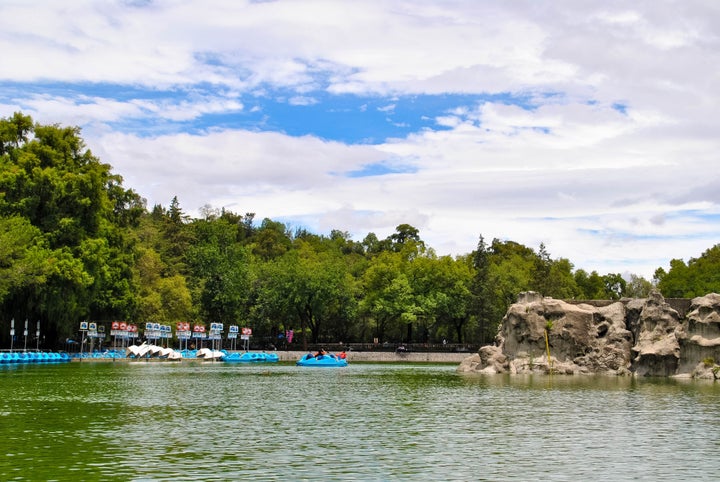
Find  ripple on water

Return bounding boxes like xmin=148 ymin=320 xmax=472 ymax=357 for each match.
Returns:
xmin=1 ymin=363 xmax=720 ymax=481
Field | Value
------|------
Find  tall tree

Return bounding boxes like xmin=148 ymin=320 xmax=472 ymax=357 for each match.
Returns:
xmin=470 ymin=235 xmax=494 ymax=343
xmin=186 ymin=217 xmax=251 ymax=324
xmin=0 ymin=114 xmax=142 ymax=342
xmin=387 ymin=224 xmax=425 ymax=257
xmin=252 ymin=218 xmax=292 ymax=260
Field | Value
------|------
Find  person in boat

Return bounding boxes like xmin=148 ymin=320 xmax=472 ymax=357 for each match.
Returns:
xmin=338 ymin=351 xmax=347 ymax=360
xmin=315 ymin=348 xmax=327 ymax=359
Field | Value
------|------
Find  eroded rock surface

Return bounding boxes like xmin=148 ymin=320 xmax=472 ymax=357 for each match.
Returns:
xmin=458 ymin=291 xmax=720 ymax=378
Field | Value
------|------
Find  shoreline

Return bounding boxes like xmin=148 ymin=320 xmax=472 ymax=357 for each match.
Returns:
xmin=72 ymin=349 xmax=471 ymax=363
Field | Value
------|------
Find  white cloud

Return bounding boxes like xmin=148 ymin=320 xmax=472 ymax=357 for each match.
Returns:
xmin=1 ymin=0 xmax=719 ymax=279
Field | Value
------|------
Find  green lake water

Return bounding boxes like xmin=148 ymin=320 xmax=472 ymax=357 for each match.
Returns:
xmin=1 ymin=361 xmax=719 ymax=481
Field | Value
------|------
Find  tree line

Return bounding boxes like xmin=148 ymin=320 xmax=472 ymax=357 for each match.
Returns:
xmin=1 ymin=113 xmax=718 ymax=349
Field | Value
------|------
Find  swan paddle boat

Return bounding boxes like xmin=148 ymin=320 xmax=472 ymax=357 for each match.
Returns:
xmin=126 ymin=343 xmax=183 ymax=360
xmin=223 ymin=351 xmax=279 ymax=363
xmin=296 ymin=353 xmax=348 ymax=367
xmin=196 ymin=347 xmax=225 ymax=360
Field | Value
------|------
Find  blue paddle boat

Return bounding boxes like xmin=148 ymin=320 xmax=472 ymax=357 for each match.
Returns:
xmin=0 ymin=351 xmax=71 ymax=364
xmin=223 ymin=351 xmax=279 ymax=363
xmin=296 ymin=353 xmax=348 ymax=367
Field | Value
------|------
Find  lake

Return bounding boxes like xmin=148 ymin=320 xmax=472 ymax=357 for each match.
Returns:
xmin=1 ymin=361 xmax=719 ymax=481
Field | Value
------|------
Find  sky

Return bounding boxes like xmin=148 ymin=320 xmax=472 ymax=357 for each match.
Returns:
xmin=1 ymin=0 xmax=719 ymax=279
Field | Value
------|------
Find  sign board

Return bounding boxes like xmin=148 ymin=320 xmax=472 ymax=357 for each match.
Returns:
xmin=112 ymin=324 xmax=139 ymax=338
xmin=80 ymin=321 xmax=89 ymax=330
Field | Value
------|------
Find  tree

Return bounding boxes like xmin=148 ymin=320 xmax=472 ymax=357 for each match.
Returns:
xmin=0 ymin=112 xmax=33 ymax=154
xmin=531 ymin=242 xmax=552 ymax=296
xmin=387 ymin=224 xmax=425 ymax=257
xmin=545 ymin=258 xmax=581 ymax=299
xmin=360 ymin=251 xmax=419 ymax=341
xmin=186 ymin=217 xmax=252 ymax=324
xmin=574 ymin=269 xmax=606 ymax=299
xmin=470 ymin=235 xmax=494 ymax=343
xmin=134 ymin=247 xmax=194 ymax=324
xmin=411 ymin=254 xmax=474 ymax=344
xmin=602 ymin=273 xmax=626 ymax=300
xmin=261 ymin=243 xmax=353 ymax=347
xmin=656 ymin=245 xmax=720 ymax=297
xmin=0 ymin=114 xmax=142 ymax=341
xmin=252 ymin=218 xmax=292 ymax=260
xmin=624 ymin=274 xmax=653 ymax=298
xmin=158 ymin=196 xmax=194 ymax=274
xmin=487 ymin=239 xmax=535 ymax=321
xmin=0 ymin=216 xmax=47 ymax=302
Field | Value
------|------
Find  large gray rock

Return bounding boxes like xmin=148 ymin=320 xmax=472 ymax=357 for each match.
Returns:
xmin=676 ymin=293 xmax=720 ymax=379
xmin=458 ymin=291 xmax=720 ymax=378
xmin=631 ymin=290 xmax=681 ymax=376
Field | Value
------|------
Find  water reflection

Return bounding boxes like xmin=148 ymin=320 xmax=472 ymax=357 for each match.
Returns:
xmin=1 ymin=362 xmax=719 ymax=481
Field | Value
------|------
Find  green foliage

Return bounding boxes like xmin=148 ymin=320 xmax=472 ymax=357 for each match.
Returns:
xmin=602 ymin=273 xmax=627 ymax=300
xmin=470 ymin=235 xmax=493 ymax=343
xmin=250 ymin=242 xmax=356 ymax=347
xmin=186 ymin=217 xmax=252 ymax=324
xmin=0 ymin=114 xmax=144 ymax=345
xmin=0 ymin=112 xmax=33 ymax=155
xmin=487 ymin=239 xmax=535 ymax=319
xmin=252 ymin=218 xmax=292 ymax=260
xmin=657 ymin=245 xmax=720 ymax=297
xmin=134 ymin=247 xmax=194 ymax=324
xmin=574 ymin=269 xmax=606 ymax=299
xmin=0 ymin=216 xmax=48 ymax=301
xmin=2 ymin=112 xmax=714 ymax=350
xmin=624 ymin=274 xmax=653 ymax=298
xmin=412 ymin=253 xmax=474 ymax=343
xmin=359 ymin=250 xmax=409 ymax=342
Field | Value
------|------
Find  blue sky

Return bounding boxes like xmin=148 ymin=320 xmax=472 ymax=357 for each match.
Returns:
xmin=1 ymin=0 xmax=719 ymax=278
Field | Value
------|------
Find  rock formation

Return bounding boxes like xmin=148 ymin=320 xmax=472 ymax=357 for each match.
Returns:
xmin=458 ymin=291 xmax=720 ymax=378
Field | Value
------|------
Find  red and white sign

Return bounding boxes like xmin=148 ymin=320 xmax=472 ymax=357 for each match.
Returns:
xmin=119 ymin=322 xmax=127 ymax=331
xmin=241 ymin=327 xmax=252 ymax=336
xmin=111 ymin=321 xmax=120 ymax=330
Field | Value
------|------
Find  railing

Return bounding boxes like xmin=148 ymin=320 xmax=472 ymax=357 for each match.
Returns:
xmin=289 ymin=342 xmax=479 ymax=354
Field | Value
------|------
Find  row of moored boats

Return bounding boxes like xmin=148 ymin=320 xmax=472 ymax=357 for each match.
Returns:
xmin=0 ymin=343 xmax=349 ymax=367
xmin=0 ymin=351 xmax=72 ymax=363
